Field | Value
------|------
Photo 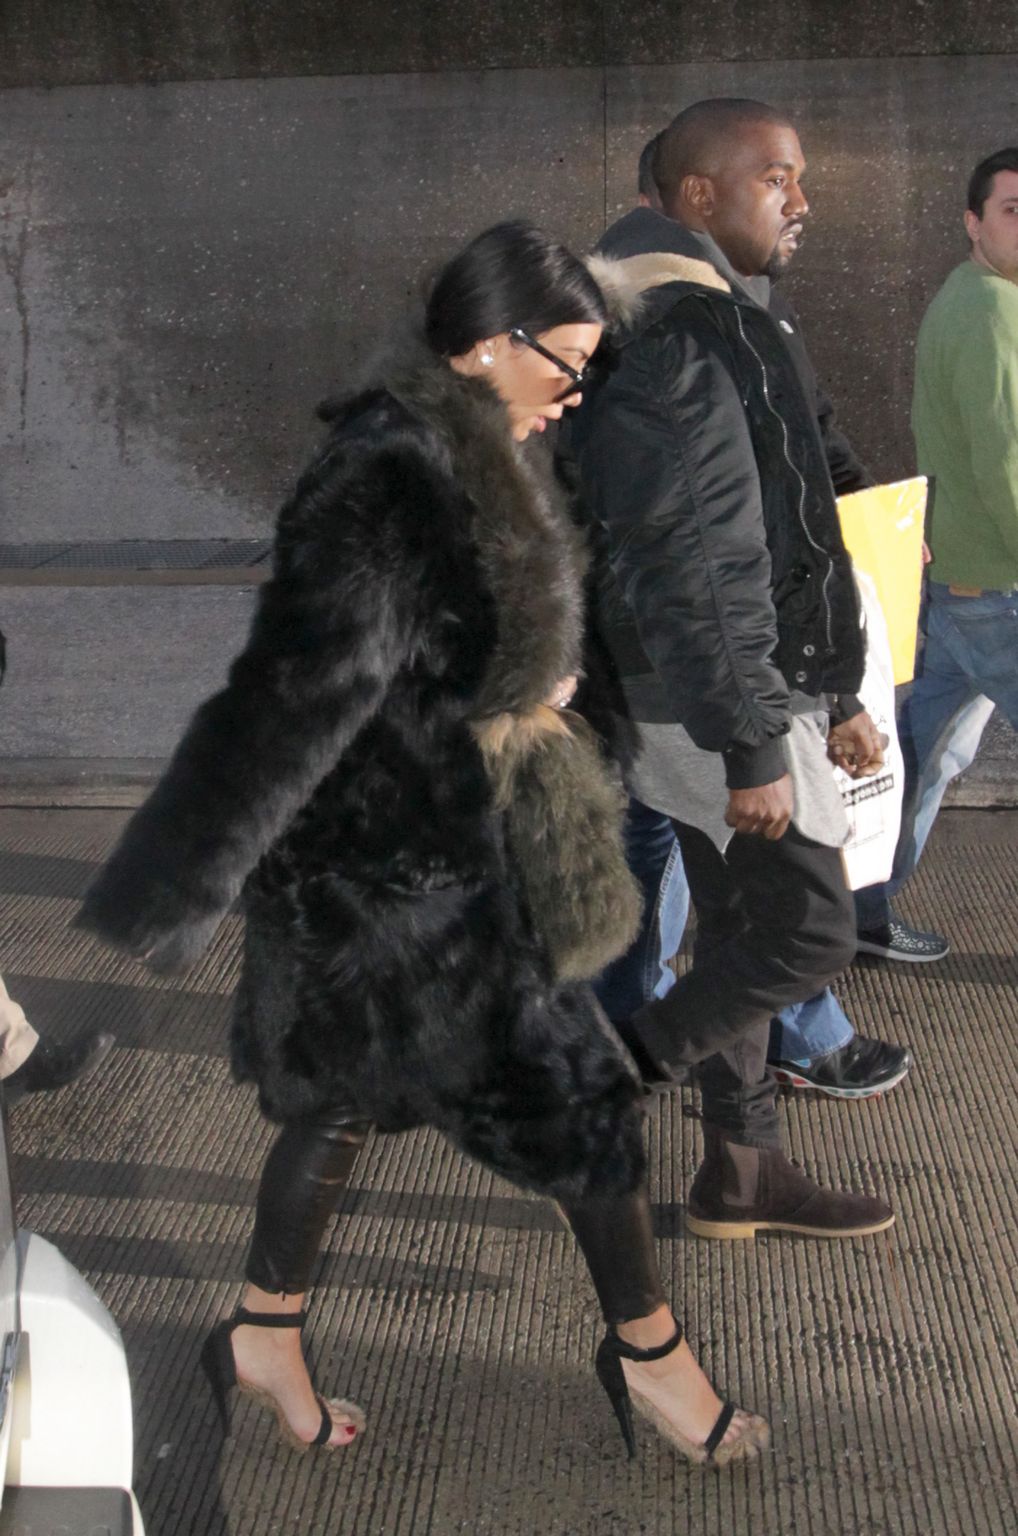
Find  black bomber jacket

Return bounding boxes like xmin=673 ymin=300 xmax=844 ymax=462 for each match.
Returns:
xmin=568 ymin=209 xmax=868 ymax=790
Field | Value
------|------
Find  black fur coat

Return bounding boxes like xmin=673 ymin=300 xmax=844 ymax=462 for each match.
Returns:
xmin=77 ymin=350 xmax=645 ymax=1201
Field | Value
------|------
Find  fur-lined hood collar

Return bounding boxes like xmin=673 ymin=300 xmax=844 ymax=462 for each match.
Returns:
xmin=588 ymin=206 xmax=771 ymax=339
xmin=588 ymin=250 xmax=731 ymax=336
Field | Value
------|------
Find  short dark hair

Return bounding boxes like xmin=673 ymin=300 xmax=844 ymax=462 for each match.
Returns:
xmin=967 ymin=147 xmax=1018 ymax=219
xmin=654 ymin=97 xmax=790 ymax=204
xmin=424 ymin=221 xmax=606 ymax=358
xmin=638 ymin=132 xmax=664 ymax=199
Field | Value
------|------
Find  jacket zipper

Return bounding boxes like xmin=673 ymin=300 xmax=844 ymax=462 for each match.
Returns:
xmin=732 ymin=307 xmax=835 ymax=655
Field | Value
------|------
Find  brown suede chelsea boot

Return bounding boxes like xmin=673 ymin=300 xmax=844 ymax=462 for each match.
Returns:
xmin=686 ymin=1125 xmax=894 ymax=1240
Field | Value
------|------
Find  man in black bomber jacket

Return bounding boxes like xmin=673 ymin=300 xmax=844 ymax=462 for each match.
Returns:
xmin=583 ymin=126 xmax=916 ymax=1101
xmin=571 ymin=99 xmax=896 ymax=1240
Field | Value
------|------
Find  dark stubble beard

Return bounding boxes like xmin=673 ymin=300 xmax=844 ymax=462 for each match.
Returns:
xmin=763 ymin=243 xmax=795 ymax=280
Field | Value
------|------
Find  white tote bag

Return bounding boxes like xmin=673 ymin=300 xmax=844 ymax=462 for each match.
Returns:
xmin=835 ymin=571 xmax=905 ymax=890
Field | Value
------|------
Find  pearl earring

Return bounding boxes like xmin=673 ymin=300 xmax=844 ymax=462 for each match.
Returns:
xmin=480 ymin=349 xmax=495 ymax=367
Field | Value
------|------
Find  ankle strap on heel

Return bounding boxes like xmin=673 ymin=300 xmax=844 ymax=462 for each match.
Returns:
xmin=609 ymin=1321 xmax=683 ymax=1362
xmin=233 ymin=1306 xmax=308 ymax=1329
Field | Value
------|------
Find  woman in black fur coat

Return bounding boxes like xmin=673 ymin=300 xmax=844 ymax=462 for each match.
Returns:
xmin=77 ymin=223 xmax=767 ymax=1467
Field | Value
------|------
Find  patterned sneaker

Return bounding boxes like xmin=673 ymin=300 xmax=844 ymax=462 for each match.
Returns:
xmin=768 ymin=1035 xmax=912 ymax=1100
xmin=856 ymin=916 xmax=949 ymax=962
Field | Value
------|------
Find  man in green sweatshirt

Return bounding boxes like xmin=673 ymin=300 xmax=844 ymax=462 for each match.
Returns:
xmin=855 ymin=146 xmax=1018 ymax=954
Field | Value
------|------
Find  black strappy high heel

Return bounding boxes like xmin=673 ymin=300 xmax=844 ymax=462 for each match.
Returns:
xmin=199 ymin=1306 xmax=365 ymax=1455
xmin=594 ymin=1322 xmax=769 ymax=1466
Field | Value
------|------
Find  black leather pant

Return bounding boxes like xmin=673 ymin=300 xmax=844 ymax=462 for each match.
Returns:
xmin=245 ymin=1104 xmax=373 ymax=1296
xmin=245 ymin=1106 xmax=667 ymax=1326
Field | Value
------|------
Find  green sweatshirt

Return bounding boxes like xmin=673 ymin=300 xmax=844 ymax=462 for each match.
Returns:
xmin=912 ymin=259 xmax=1018 ymax=590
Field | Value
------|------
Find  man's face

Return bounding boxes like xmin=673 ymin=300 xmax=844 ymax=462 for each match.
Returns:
xmin=965 ymin=169 xmax=1018 ymax=283
xmin=670 ymin=122 xmax=810 ymax=279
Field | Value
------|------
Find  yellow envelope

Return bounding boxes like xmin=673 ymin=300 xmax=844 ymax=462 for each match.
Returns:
xmin=837 ymin=477 xmax=927 ymax=684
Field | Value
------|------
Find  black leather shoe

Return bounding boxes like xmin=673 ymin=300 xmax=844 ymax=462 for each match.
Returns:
xmin=768 ymin=1035 xmax=912 ymax=1100
xmin=4 ymin=1029 xmax=115 ymax=1106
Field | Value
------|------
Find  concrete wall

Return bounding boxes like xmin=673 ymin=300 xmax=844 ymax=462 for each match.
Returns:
xmin=1 ymin=71 xmax=604 ymax=541
xmin=5 ymin=55 xmax=1017 ymax=547
xmin=1 ymin=12 xmax=1017 ymax=774
xmin=2 ymin=3 xmax=1016 ymax=86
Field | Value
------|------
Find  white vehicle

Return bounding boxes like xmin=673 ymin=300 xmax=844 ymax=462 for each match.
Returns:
xmin=0 ymin=1107 xmax=145 ymax=1535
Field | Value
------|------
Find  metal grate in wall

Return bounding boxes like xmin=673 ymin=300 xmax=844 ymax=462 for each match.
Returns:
xmin=0 ymin=540 xmax=271 ymax=569
xmin=0 ymin=541 xmax=272 ymax=586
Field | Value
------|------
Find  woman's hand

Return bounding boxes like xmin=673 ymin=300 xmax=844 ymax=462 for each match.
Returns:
xmin=544 ymin=675 xmax=578 ymax=710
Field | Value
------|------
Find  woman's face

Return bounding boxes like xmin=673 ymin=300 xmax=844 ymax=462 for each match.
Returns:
xmin=465 ymin=323 xmax=604 ymax=441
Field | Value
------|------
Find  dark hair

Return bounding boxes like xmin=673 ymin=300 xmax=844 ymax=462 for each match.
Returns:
xmin=967 ymin=147 xmax=1018 ymax=219
xmin=638 ymin=132 xmax=664 ymax=199
xmin=654 ymin=97 xmax=790 ymax=204
xmin=424 ymin=221 xmax=606 ymax=358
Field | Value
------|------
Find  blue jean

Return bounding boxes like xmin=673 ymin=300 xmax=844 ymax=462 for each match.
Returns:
xmin=854 ymin=581 xmax=1017 ymax=931
xmin=594 ymin=798 xmax=854 ymax=1065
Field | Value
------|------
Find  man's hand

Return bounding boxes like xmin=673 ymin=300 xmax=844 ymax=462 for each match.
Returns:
xmin=827 ymin=711 xmax=887 ymax=778
xmin=724 ymin=773 xmax=793 ymax=840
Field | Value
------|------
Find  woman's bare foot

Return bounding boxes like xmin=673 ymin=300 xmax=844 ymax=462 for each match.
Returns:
xmin=617 ymin=1306 xmax=767 ymax=1459
xmin=230 ymin=1287 xmax=359 ymax=1449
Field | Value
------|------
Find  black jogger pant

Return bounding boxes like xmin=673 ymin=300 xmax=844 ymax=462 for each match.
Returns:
xmin=631 ymin=820 xmax=856 ymax=1148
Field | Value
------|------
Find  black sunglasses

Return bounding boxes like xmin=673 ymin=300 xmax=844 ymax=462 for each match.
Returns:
xmin=508 ymin=327 xmax=588 ymax=399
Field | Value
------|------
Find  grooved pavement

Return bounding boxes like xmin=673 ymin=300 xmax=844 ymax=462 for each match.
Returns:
xmin=1 ymin=808 xmax=1015 ymax=1536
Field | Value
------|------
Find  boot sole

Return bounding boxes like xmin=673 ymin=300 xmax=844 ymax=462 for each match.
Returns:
xmin=766 ymin=1063 xmax=911 ymax=1099
xmin=685 ymin=1212 xmax=895 ymax=1240
xmin=855 ymin=938 xmax=948 ymax=962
